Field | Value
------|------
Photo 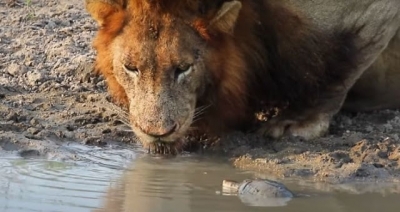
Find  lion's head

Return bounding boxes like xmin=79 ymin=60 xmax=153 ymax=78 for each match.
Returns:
xmin=86 ymin=0 xmax=250 ymax=146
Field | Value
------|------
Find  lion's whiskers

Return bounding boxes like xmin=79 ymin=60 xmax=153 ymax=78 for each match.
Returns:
xmin=194 ymin=104 xmax=212 ymax=115
xmin=104 ymin=101 xmax=131 ymax=128
xmin=192 ymin=104 xmax=212 ymax=123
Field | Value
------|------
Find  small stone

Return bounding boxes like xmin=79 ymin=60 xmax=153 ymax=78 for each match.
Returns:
xmin=45 ymin=20 xmax=57 ymax=29
xmin=6 ymin=63 xmax=28 ymax=76
xmin=26 ymin=70 xmax=45 ymax=85
xmin=27 ymin=127 xmax=40 ymax=135
xmin=30 ymin=118 xmax=39 ymax=126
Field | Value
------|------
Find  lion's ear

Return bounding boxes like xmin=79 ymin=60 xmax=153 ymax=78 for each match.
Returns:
xmin=209 ymin=1 xmax=242 ymax=35
xmin=85 ymin=0 xmax=125 ymax=27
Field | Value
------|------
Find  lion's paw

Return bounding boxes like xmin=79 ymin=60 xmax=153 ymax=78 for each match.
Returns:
xmin=258 ymin=114 xmax=330 ymax=140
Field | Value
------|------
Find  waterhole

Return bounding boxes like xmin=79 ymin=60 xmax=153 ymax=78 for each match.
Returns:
xmin=1 ymin=142 xmax=400 ymax=212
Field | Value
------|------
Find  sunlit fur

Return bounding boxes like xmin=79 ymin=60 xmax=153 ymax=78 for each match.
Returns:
xmin=86 ymin=0 xmax=400 ymax=150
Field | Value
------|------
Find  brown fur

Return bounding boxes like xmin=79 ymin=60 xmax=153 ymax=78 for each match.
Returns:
xmin=85 ymin=0 xmax=400 ymax=149
xmin=88 ymin=0 xmax=128 ymax=107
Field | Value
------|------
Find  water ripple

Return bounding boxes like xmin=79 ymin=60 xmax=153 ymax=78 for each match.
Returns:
xmin=0 ymin=143 xmax=137 ymax=212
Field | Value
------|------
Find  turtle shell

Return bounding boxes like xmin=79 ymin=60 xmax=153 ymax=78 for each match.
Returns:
xmin=238 ymin=179 xmax=294 ymax=198
xmin=236 ymin=179 xmax=294 ymax=207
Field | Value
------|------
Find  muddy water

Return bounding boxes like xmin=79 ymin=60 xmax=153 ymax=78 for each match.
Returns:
xmin=1 ymin=143 xmax=400 ymax=212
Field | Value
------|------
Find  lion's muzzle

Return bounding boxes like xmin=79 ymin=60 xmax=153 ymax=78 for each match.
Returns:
xmin=136 ymin=121 xmax=179 ymax=139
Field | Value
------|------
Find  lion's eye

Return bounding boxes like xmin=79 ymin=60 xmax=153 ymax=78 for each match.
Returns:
xmin=123 ymin=64 xmax=139 ymax=76
xmin=175 ymin=64 xmax=193 ymax=83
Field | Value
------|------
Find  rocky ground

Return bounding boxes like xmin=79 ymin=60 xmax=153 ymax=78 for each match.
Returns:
xmin=1 ymin=0 xmax=400 ymax=184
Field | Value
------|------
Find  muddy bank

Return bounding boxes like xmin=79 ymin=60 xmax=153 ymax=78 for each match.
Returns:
xmin=1 ymin=0 xmax=400 ymax=184
xmin=218 ymin=110 xmax=400 ymax=183
xmin=0 ymin=0 xmax=137 ymax=158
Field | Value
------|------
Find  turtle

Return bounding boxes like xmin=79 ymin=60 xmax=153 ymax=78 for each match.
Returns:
xmin=222 ymin=179 xmax=294 ymax=207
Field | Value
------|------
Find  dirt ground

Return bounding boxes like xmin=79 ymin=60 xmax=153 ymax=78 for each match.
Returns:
xmin=1 ymin=0 xmax=400 ymax=184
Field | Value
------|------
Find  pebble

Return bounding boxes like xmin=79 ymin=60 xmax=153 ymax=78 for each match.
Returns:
xmin=6 ymin=63 xmax=28 ymax=76
xmin=26 ymin=70 xmax=45 ymax=86
xmin=30 ymin=118 xmax=39 ymax=126
xmin=27 ymin=127 xmax=41 ymax=135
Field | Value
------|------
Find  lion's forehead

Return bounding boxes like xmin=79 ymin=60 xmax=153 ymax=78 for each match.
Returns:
xmin=118 ymin=20 xmax=201 ymax=68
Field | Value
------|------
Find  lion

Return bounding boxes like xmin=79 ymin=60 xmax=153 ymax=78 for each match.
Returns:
xmin=85 ymin=0 xmax=400 ymax=152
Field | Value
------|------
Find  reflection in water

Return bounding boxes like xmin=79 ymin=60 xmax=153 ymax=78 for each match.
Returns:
xmin=222 ymin=179 xmax=294 ymax=207
xmin=1 ymin=142 xmax=400 ymax=212
xmin=95 ymin=155 xmax=400 ymax=212
xmin=94 ymin=155 xmax=400 ymax=212
xmin=94 ymin=155 xmax=260 ymax=212
xmin=0 ymin=143 xmax=136 ymax=212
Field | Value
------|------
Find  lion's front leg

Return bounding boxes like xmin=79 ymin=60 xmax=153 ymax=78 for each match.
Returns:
xmin=258 ymin=89 xmax=347 ymax=140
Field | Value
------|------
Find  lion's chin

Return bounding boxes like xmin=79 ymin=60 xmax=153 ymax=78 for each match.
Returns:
xmin=131 ymin=128 xmax=189 ymax=155
xmin=132 ymin=126 xmax=188 ymax=143
xmin=130 ymin=112 xmax=195 ymax=154
xmin=139 ymin=138 xmax=186 ymax=155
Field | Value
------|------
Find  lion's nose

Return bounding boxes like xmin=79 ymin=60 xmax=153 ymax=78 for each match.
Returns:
xmin=142 ymin=123 xmax=178 ymax=138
